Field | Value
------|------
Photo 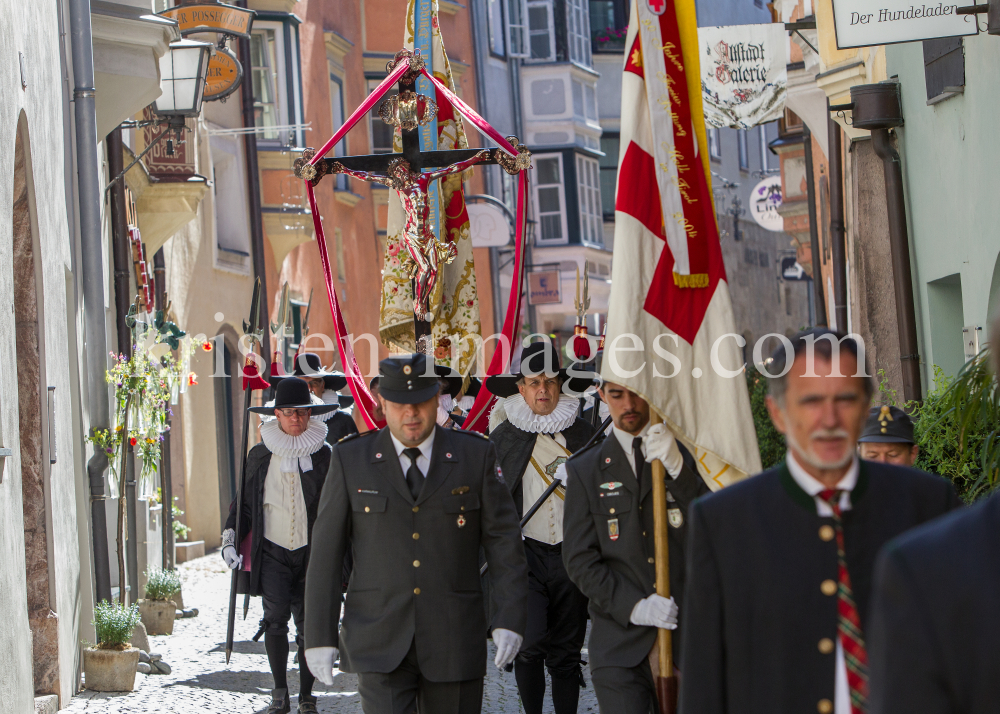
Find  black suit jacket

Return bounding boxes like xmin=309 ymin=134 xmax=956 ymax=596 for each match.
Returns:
xmin=324 ymin=410 xmax=358 ymax=445
xmin=868 ymin=492 xmax=996 ymax=714
xmin=224 ymin=442 xmax=332 ymax=596
xmin=562 ymin=433 xmax=709 ymax=670
xmin=489 ymin=417 xmax=596 ymax=517
xmin=679 ymin=459 xmax=960 ymax=714
xmin=305 ymin=426 xmax=528 ymax=681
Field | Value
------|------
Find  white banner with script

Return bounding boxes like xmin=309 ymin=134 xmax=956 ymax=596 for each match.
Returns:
xmin=699 ymin=23 xmax=787 ymax=130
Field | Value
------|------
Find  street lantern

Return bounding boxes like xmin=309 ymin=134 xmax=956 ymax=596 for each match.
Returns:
xmin=153 ymin=39 xmax=213 ymax=119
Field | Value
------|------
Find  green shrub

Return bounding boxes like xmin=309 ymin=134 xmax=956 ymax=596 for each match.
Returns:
xmin=144 ymin=568 xmax=181 ymax=601
xmin=92 ymin=601 xmax=140 ymax=649
xmin=745 ymin=366 xmax=786 ymax=469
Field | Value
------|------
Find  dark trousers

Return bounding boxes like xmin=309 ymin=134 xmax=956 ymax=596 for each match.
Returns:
xmin=590 ymin=660 xmax=658 ymax=714
xmin=356 ymin=639 xmax=484 ymax=714
xmin=260 ymin=539 xmax=314 ymax=698
xmin=516 ymin=538 xmax=589 ymax=677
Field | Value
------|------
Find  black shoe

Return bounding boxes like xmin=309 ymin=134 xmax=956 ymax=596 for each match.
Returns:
xmin=267 ymin=688 xmax=291 ymax=714
xmin=298 ymin=697 xmax=318 ymax=714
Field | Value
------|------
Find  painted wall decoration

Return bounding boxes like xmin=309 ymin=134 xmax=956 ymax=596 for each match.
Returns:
xmin=699 ymin=23 xmax=787 ymax=130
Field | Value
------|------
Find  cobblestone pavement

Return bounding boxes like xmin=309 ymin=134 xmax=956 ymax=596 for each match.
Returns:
xmin=67 ymin=551 xmax=599 ymax=713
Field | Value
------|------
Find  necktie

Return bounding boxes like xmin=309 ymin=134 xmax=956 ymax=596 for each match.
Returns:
xmin=632 ymin=437 xmax=645 ymax=480
xmin=403 ymin=447 xmax=424 ymax=500
xmin=819 ymin=489 xmax=868 ymax=714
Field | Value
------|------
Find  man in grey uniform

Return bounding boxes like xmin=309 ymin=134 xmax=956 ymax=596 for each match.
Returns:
xmin=304 ymin=353 xmax=528 ymax=714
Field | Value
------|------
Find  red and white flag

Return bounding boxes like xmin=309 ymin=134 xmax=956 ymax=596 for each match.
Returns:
xmin=602 ymin=0 xmax=761 ymax=488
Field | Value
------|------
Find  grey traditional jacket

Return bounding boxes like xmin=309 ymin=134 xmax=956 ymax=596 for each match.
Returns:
xmin=305 ymin=425 xmax=528 ymax=682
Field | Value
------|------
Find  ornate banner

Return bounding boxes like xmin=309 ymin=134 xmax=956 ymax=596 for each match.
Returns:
xmin=698 ymin=23 xmax=787 ymax=130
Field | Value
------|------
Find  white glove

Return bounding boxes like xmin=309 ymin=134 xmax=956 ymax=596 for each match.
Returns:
xmin=554 ymin=463 xmax=568 ymax=487
xmin=629 ymin=594 xmax=678 ymax=630
xmin=643 ymin=423 xmax=684 ymax=478
xmin=221 ymin=528 xmax=242 ymax=570
xmin=305 ymin=646 xmax=339 ymax=686
xmin=492 ymin=628 xmax=523 ymax=670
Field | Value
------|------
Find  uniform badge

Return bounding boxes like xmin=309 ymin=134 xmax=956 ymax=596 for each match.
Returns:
xmin=608 ymin=518 xmax=620 ymax=541
xmin=668 ymin=508 xmax=683 ymax=528
xmin=495 ymin=464 xmax=506 ymax=484
xmin=451 ymin=486 xmax=470 ymax=495
xmin=600 ymin=482 xmax=623 ymax=490
xmin=403 ymin=365 xmax=412 ymax=375
xmin=457 ymin=514 xmax=467 ymax=528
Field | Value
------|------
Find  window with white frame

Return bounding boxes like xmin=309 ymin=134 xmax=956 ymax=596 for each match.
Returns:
xmin=507 ymin=0 xmax=530 ymax=57
xmin=528 ymin=0 xmax=555 ymax=61
xmin=533 ymin=154 xmax=567 ymax=243
xmin=368 ymin=78 xmax=395 ymax=154
xmin=567 ymin=0 xmax=592 ymax=66
xmin=250 ymin=28 xmax=282 ymax=141
xmin=488 ymin=0 xmax=506 ymax=56
xmin=330 ymin=73 xmax=349 ymax=190
xmin=577 ymin=155 xmax=602 ymax=244
xmin=738 ymin=129 xmax=749 ymax=171
xmin=708 ymin=127 xmax=722 ymax=161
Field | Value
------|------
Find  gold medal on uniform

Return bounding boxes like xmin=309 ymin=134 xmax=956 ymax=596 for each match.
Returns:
xmin=668 ymin=508 xmax=683 ymax=528
xmin=608 ymin=518 xmax=619 ymax=541
xmin=456 ymin=514 xmax=467 ymax=528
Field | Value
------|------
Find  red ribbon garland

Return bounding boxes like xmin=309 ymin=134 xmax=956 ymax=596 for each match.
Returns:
xmin=304 ymin=58 xmax=527 ymax=432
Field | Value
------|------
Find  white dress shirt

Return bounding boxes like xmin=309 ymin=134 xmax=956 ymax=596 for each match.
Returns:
xmin=612 ymin=423 xmax=650 ymax=476
xmin=390 ymin=429 xmax=435 ymax=478
xmin=786 ymin=449 xmax=860 ymax=714
xmin=262 ymin=457 xmax=310 ymax=551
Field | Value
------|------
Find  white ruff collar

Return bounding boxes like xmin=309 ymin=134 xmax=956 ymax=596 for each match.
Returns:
xmin=316 ymin=389 xmax=341 ymax=422
xmin=259 ymin=418 xmax=328 ymax=472
xmin=495 ymin=393 xmax=579 ymax=435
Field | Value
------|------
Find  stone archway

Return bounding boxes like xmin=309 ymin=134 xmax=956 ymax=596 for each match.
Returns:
xmin=13 ymin=119 xmax=59 ymax=697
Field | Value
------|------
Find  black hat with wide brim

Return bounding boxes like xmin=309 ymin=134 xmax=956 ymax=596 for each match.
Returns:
xmin=485 ymin=341 xmax=597 ymax=399
xmin=379 ymin=353 xmax=442 ymax=405
xmin=249 ymin=376 xmax=339 ymax=416
xmin=271 ymin=352 xmax=348 ymax=391
xmin=434 ymin=365 xmax=483 ymax=399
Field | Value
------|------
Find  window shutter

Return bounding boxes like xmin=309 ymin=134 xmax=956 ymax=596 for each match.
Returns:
xmin=507 ymin=0 xmax=530 ymax=58
xmin=923 ymin=37 xmax=964 ymax=102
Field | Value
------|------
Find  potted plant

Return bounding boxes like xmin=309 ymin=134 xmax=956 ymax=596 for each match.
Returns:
xmin=83 ymin=601 xmax=141 ymax=692
xmin=138 ymin=568 xmax=182 ymax=635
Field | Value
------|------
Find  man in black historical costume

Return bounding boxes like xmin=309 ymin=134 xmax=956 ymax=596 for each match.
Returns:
xmin=304 ymin=353 xmax=528 ymax=714
xmin=562 ymin=380 xmax=709 ymax=713
xmin=679 ymin=329 xmax=960 ymax=714
xmin=271 ymin=352 xmax=357 ymax=444
xmin=485 ymin=340 xmax=597 ymax=714
xmin=222 ymin=377 xmax=336 ymax=714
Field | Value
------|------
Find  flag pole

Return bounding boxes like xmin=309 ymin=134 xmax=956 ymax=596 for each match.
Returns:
xmin=650 ymin=411 xmax=678 ymax=713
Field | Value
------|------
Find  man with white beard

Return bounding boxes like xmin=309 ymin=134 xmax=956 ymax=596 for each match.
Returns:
xmin=679 ymin=329 xmax=960 ymax=714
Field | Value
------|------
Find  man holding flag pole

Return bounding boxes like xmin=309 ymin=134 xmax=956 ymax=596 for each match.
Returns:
xmin=561 ymin=0 xmax=763 ymax=709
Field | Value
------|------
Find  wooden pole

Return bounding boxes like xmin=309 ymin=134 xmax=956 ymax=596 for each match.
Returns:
xmin=649 ymin=412 xmax=677 ymax=714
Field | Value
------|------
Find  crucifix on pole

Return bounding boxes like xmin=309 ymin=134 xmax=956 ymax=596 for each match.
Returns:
xmin=295 ymin=49 xmax=528 ymax=354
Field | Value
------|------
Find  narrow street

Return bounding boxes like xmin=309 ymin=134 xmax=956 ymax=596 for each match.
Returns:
xmin=66 ymin=552 xmax=599 ymax=713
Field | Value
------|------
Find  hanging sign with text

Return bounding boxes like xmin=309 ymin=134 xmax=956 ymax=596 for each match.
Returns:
xmin=750 ymin=176 xmax=784 ymax=232
xmin=203 ymin=46 xmax=243 ymax=101
xmin=527 ymin=270 xmax=562 ymax=306
xmin=159 ymin=3 xmax=255 ymax=39
xmin=832 ymin=0 xmax=978 ymax=49
xmin=699 ymin=23 xmax=787 ymax=130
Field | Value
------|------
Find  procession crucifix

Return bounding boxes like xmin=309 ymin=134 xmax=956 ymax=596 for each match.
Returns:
xmin=294 ymin=49 xmax=529 ymax=353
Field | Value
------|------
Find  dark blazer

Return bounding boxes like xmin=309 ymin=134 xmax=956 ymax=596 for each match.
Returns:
xmin=562 ymin=433 xmax=709 ymax=670
xmin=305 ymin=426 xmax=528 ymax=682
xmin=868 ymin=492 xmax=996 ymax=714
xmin=224 ymin=441 xmax=332 ymax=596
xmin=325 ymin=410 xmax=358 ymax=444
xmin=490 ymin=417 xmax=596 ymax=517
xmin=678 ymin=459 xmax=960 ymax=714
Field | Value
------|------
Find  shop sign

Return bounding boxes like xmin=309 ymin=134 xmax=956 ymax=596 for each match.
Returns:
xmin=832 ymin=0 xmax=978 ymax=49
xmin=160 ymin=3 xmax=255 ymax=39
xmin=204 ymin=46 xmax=243 ymax=101
xmin=528 ymin=270 xmax=562 ymax=305
xmin=780 ymin=256 xmax=809 ymax=281
xmin=750 ymin=176 xmax=784 ymax=232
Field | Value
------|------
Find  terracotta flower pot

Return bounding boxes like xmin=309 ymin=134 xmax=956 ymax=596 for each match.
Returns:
xmin=83 ymin=646 xmax=140 ymax=692
xmin=138 ymin=599 xmax=177 ymax=636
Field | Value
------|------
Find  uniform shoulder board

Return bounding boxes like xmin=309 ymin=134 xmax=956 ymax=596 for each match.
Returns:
xmin=452 ymin=428 xmax=489 ymax=439
xmin=336 ymin=430 xmax=373 ymax=444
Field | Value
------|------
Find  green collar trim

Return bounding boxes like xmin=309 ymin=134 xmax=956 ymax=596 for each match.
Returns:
xmin=778 ymin=458 xmax=870 ymax=513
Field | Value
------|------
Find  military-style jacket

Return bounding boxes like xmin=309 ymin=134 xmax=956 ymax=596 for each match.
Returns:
xmin=562 ymin=433 xmax=708 ymax=670
xmin=679 ymin=460 xmax=959 ymax=714
xmin=305 ymin=425 xmax=528 ymax=682
xmin=489 ymin=417 xmax=596 ymax=517
xmin=225 ymin=441 xmax=332 ymax=596
xmin=324 ymin=410 xmax=358 ymax=445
